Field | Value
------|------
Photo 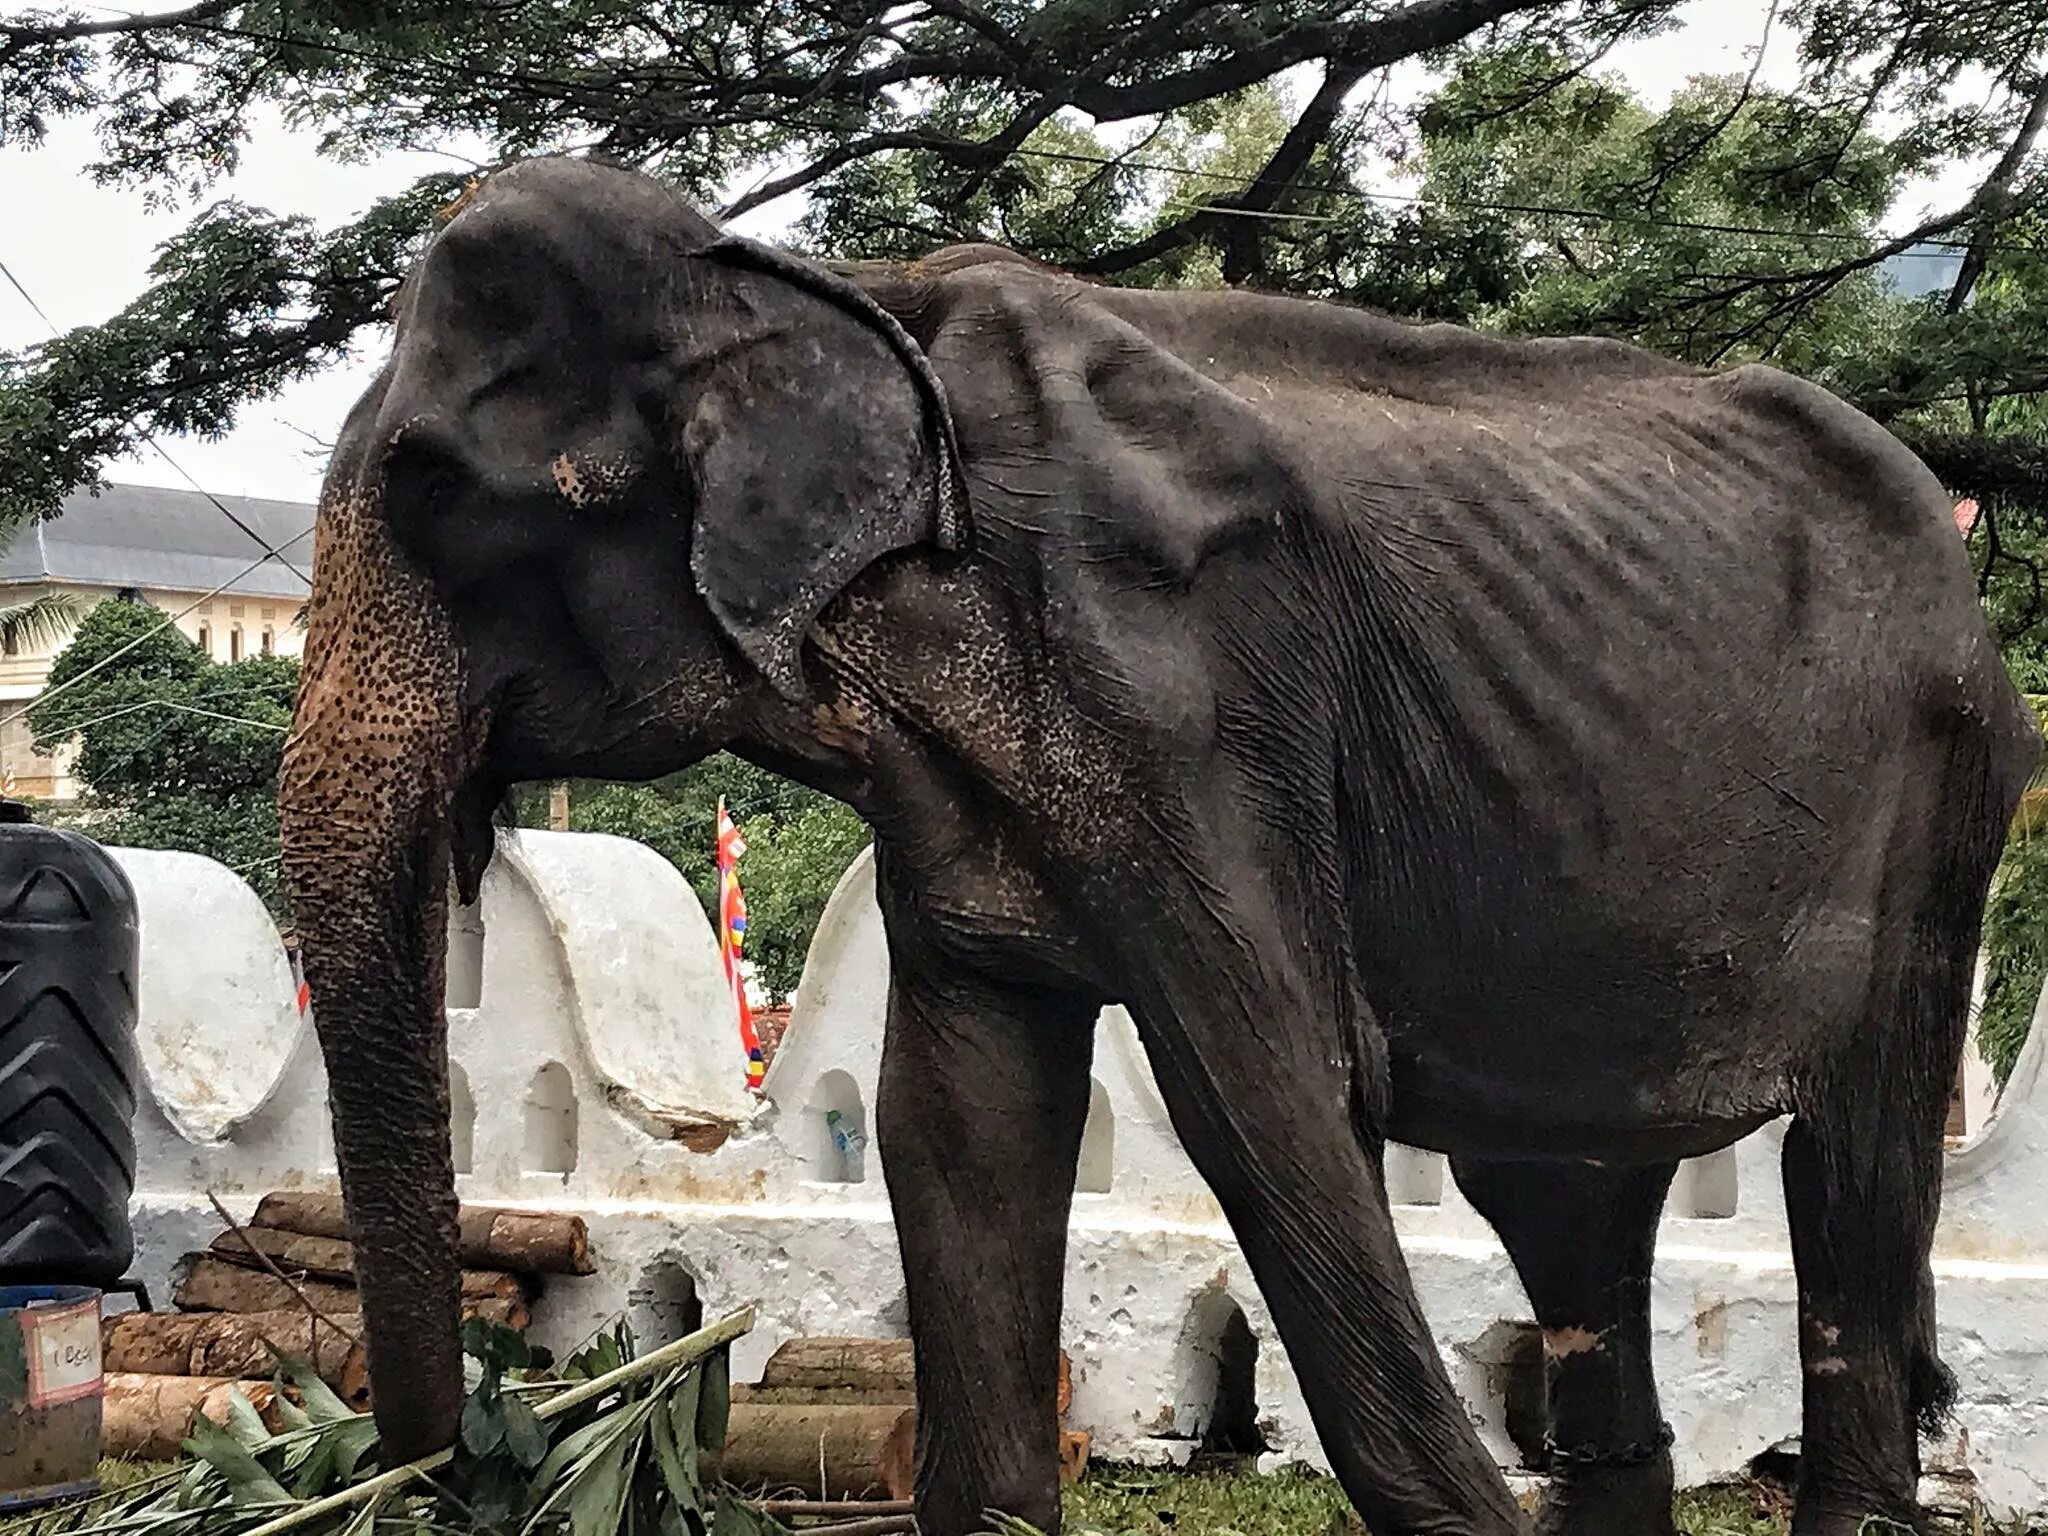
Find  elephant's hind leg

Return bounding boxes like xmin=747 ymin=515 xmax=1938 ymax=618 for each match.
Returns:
xmin=1451 ymin=1158 xmax=1680 ymax=1536
xmin=1782 ymin=726 xmax=2008 ymax=1535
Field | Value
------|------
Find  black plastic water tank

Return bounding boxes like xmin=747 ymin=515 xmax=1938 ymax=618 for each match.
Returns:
xmin=0 ymin=801 xmax=139 ymax=1288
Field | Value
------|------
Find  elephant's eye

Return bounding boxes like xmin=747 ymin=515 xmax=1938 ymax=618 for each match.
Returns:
xmin=385 ymin=434 xmax=472 ymax=514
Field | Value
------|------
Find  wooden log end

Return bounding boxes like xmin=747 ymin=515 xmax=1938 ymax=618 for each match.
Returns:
xmin=1058 ymin=1428 xmax=1090 ymax=1487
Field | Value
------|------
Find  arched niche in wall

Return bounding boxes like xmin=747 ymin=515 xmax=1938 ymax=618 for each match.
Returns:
xmin=801 ymin=1069 xmax=869 ymax=1184
xmin=524 ymin=1061 xmax=578 ymax=1175
xmin=1673 ymin=1147 xmax=1739 ymax=1219
xmin=449 ymin=1061 xmax=476 ymax=1177
xmin=1169 ymin=1288 xmax=1266 ymax=1455
xmin=1076 ymin=1079 xmax=1115 ymax=1194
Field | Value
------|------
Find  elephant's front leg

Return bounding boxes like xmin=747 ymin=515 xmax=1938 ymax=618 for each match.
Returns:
xmin=1126 ymin=895 xmax=1528 ymax=1536
xmin=877 ymin=942 xmax=1098 ymax=1536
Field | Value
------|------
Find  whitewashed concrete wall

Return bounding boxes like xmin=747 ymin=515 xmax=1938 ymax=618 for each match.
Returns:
xmin=116 ymin=836 xmax=2048 ymax=1516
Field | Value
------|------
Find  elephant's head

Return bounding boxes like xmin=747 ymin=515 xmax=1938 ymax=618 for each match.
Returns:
xmin=278 ymin=155 xmax=968 ymax=1458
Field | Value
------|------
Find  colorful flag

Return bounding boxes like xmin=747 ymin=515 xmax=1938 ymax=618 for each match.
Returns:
xmin=718 ymin=798 xmax=766 ymax=1092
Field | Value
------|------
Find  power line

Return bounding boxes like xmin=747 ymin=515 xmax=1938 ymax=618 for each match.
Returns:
xmin=1018 ymin=144 xmax=2039 ymax=259
xmin=33 ymin=695 xmax=291 ymax=737
xmin=0 ymin=253 xmax=314 ymax=586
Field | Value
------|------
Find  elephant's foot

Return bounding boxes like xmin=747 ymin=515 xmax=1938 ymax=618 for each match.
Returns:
xmin=1533 ymin=1453 xmax=1678 ymax=1536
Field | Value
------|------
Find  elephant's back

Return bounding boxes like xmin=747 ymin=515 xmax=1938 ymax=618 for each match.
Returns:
xmin=1276 ymin=364 xmax=2025 ymax=1135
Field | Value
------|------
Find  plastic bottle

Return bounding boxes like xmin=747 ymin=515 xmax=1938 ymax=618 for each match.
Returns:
xmin=825 ymin=1108 xmax=867 ymax=1165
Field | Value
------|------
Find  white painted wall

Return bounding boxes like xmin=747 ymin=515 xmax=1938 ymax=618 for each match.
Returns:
xmin=115 ymin=835 xmax=2048 ymax=1517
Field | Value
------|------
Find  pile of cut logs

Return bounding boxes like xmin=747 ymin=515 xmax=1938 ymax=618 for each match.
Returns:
xmin=96 ymin=1193 xmax=1090 ymax=1520
xmin=715 ymin=1336 xmax=1088 ymax=1528
xmin=98 ymin=1191 xmax=589 ymax=1459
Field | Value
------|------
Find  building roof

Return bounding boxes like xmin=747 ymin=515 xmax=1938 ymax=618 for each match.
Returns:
xmin=0 ymin=482 xmax=314 ymax=601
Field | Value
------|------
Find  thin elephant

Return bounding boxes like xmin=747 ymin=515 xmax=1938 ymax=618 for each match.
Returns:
xmin=277 ymin=154 xmax=2038 ymax=1536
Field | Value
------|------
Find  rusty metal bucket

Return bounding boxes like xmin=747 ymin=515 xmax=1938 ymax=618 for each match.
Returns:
xmin=0 ymin=1285 xmax=104 ymax=1511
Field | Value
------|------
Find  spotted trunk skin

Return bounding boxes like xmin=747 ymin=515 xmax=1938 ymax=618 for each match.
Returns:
xmin=279 ymin=442 xmax=480 ymax=1462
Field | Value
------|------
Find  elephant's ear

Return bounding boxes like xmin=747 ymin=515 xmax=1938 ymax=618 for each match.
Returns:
xmin=684 ymin=235 xmax=970 ymax=697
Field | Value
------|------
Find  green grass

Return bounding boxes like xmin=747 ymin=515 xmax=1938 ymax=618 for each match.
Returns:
xmin=1059 ymin=1466 xmax=1918 ymax=1536
xmin=7 ymin=1459 xmax=2037 ymax=1536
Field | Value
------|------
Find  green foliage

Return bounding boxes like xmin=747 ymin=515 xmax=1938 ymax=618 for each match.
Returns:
xmin=0 ymin=1306 xmax=776 ymax=1536
xmin=515 ymin=756 xmax=869 ymax=1003
xmin=1981 ymin=824 xmax=2048 ymax=1088
xmin=1978 ymin=697 xmax=2048 ymax=1084
xmin=26 ymin=598 xmax=295 ymax=914
xmin=1401 ymin=46 xmax=1903 ymax=373
xmin=1051 ymin=1467 xmax=2021 ymax=1536
xmin=0 ymin=174 xmax=463 ymax=526
xmin=0 ymin=592 xmax=82 ymax=654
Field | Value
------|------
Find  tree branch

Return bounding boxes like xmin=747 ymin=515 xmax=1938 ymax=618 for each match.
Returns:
xmin=1 ymin=0 xmax=235 ymax=58
xmin=1069 ymin=0 xmax=1567 ymax=279
xmin=1055 ymin=0 xmax=1561 ymax=123
xmin=1615 ymin=0 xmax=1777 ymax=207
xmin=719 ymin=131 xmax=954 ymax=217
xmin=1946 ymin=74 xmax=2048 ymax=313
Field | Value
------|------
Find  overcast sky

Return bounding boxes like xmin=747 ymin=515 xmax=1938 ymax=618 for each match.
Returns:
xmin=1 ymin=0 xmax=1987 ymax=506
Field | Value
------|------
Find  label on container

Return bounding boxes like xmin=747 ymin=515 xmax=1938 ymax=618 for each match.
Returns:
xmin=21 ymin=1301 xmax=101 ymax=1407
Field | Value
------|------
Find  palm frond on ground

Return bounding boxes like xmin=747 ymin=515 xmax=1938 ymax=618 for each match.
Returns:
xmin=0 ymin=1309 xmax=777 ymax=1536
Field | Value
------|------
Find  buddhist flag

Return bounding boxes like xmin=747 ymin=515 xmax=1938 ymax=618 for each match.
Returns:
xmin=718 ymin=798 xmax=766 ymax=1092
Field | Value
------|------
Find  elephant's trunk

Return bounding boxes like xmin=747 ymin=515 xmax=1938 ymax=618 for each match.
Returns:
xmin=279 ymin=448 xmax=478 ymax=1462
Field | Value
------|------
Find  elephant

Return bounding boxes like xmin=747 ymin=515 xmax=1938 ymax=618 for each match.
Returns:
xmin=277 ymin=153 xmax=2038 ymax=1536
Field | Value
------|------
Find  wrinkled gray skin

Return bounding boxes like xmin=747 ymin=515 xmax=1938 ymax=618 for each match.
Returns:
xmin=279 ymin=155 xmax=2038 ymax=1536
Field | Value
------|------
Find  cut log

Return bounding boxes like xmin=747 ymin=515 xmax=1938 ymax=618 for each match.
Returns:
xmin=210 ymin=1228 xmax=355 ymax=1284
xmin=250 ymin=1192 xmax=593 ymax=1275
xmin=728 ymin=1385 xmax=904 ymax=1411
xmin=175 ymin=1256 xmax=530 ymax=1326
xmin=754 ymin=1337 xmax=1073 ymax=1410
xmin=102 ymin=1373 xmax=288 ymax=1462
xmin=100 ymin=1311 xmax=210 ymax=1376
xmin=210 ymin=1227 xmax=535 ymax=1302
xmin=758 ymin=1338 xmax=915 ymax=1395
xmin=175 ymin=1257 xmax=360 ymax=1318
xmin=1058 ymin=1428 xmax=1090 ymax=1486
xmin=708 ymin=1402 xmax=916 ymax=1500
xmin=102 ymin=1310 xmax=369 ymax=1406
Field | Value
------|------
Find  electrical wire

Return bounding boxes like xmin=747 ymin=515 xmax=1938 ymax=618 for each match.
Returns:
xmin=33 ymin=696 xmax=290 ymax=736
xmin=0 ymin=522 xmax=316 ymax=731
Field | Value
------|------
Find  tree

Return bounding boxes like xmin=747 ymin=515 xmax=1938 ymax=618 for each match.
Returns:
xmin=513 ymin=759 xmax=869 ymax=1003
xmin=3 ymin=2 xmax=2043 ymax=523
xmin=27 ymin=598 xmax=296 ymax=913
xmin=7 ymin=0 xmax=2048 ymax=1046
